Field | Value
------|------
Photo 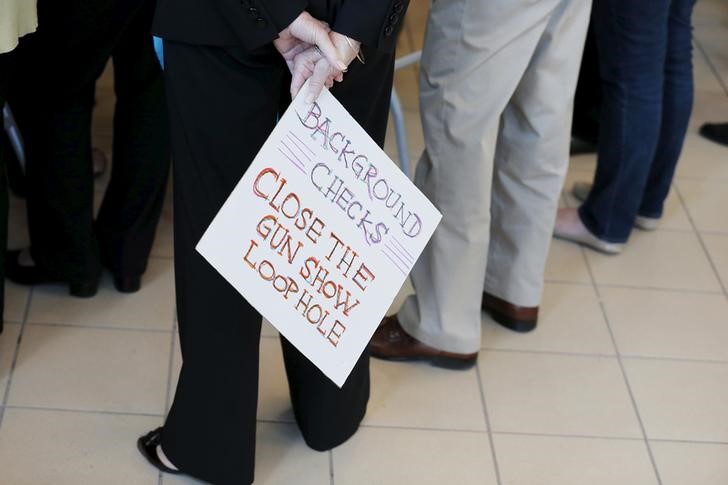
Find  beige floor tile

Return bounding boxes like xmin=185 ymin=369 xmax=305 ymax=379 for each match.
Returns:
xmin=480 ymin=352 xmax=642 ymax=438
xmin=677 ymin=179 xmax=728 ymax=233
xmin=544 ymin=238 xmax=592 ymax=283
xmin=167 ymin=332 xmax=181 ymax=414
xmin=690 ymin=91 xmax=728 ymax=133
xmin=151 ymin=205 xmax=174 ymax=259
xmin=365 ymin=358 xmax=486 ymax=431
xmin=4 ymin=281 xmax=30 ymax=322
xmin=586 ymin=230 xmax=721 ymax=292
xmin=651 ymin=441 xmax=728 ymax=485
xmin=624 ymin=358 xmax=728 ymax=442
xmin=258 ymin=337 xmax=295 ymax=423
xmin=261 ymin=317 xmax=278 ymax=337
xmin=254 ymin=422 xmax=330 ymax=485
xmin=8 ymin=325 xmax=169 ymax=414
xmin=702 ymin=233 xmax=728 ymax=289
xmin=0 ymin=408 xmax=160 ymax=485
xmin=602 ymin=287 xmax=728 ymax=361
xmin=482 ymin=283 xmax=614 ymax=355
xmin=26 ymin=258 xmax=175 ymax=331
xmin=494 ymin=434 xmax=657 ymax=485
xmin=7 ymin=192 xmax=29 ymax=250
xmin=568 ymin=153 xmax=598 ymax=173
xmin=0 ymin=323 xmax=20 ymax=397
xmin=334 ymin=427 xmax=497 ymax=485
xmin=163 ymin=423 xmax=329 ymax=485
xmin=675 ymin=133 xmax=728 ymax=183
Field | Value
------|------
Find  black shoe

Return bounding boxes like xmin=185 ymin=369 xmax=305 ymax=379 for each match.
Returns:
xmin=137 ymin=427 xmax=182 ymax=475
xmin=5 ymin=249 xmax=99 ymax=298
xmin=113 ymin=275 xmax=141 ymax=293
xmin=699 ymin=122 xmax=728 ymax=147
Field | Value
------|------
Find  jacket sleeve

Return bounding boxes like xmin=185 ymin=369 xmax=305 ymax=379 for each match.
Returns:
xmin=332 ymin=0 xmax=409 ymax=52
xmin=219 ymin=0 xmax=308 ymax=51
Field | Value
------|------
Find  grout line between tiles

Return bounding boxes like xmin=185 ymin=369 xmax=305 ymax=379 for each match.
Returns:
xmin=329 ymin=449 xmax=335 ymax=485
xmin=5 ymin=404 xmax=165 ymax=418
xmin=360 ymin=422 xmax=488 ymax=434
xmin=479 ymin=347 xmax=616 ymax=359
xmin=580 ymin=243 xmax=664 ymax=484
xmin=0 ymin=286 xmax=34 ymax=432
xmin=478 ymin=347 xmax=728 ymax=365
xmin=673 ymin=184 xmax=728 ymax=297
xmin=695 ymin=38 xmax=728 ymax=97
xmin=163 ymin=328 xmax=177 ymax=415
xmin=475 ymin=364 xmax=503 ymax=485
xmin=595 ymin=283 xmax=723 ymax=296
xmin=23 ymin=320 xmax=175 ymax=334
xmin=649 ymin=437 xmax=728 ymax=446
xmin=491 ymin=430 xmax=645 ymax=442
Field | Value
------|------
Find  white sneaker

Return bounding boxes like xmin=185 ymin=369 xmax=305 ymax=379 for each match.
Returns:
xmin=571 ymin=181 xmax=660 ymax=231
xmin=553 ymin=208 xmax=624 ymax=255
xmin=634 ymin=215 xmax=659 ymax=231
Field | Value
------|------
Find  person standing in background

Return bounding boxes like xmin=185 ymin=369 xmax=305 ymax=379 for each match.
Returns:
xmin=370 ymin=0 xmax=591 ymax=367
xmin=0 ymin=0 xmax=37 ymax=332
xmin=555 ymin=0 xmax=698 ymax=254
xmin=6 ymin=0 xmax=169 ymax=296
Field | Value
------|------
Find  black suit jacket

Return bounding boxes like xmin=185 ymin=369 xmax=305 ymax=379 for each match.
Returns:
xmin=153 ymin=0 xmax=408 ymax=52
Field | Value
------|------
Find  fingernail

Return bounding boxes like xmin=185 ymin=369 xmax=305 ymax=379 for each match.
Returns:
xmin=338 ymin=61 xmax=347 ymax=71
xmin=305 ymin=93 xmax=315 ymax=104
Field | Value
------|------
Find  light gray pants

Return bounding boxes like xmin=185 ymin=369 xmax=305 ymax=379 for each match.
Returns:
xmin=399 ymin=0 xmax=591 ymax=353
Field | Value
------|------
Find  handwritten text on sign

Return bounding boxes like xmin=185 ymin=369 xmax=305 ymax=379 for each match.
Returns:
xmin=197 ymin=86 xmax=441 ymax=387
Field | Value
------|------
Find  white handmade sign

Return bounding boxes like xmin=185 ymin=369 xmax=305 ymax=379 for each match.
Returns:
xmin=197 ymin=86 xmax=441 ymax=387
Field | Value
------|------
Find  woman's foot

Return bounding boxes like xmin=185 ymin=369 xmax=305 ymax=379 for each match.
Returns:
xmin=553 ymin=208 xmax=623 ymax=255
xmin=5 ymin=249 xmax=99 ymax=297
xmin=137 ymin=427 xmax=182 ymax=475
xmin=570 ymin=182 xmax=660 ymax=231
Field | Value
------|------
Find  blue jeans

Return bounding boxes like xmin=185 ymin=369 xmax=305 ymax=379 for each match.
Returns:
xmin=579 ymin=0 xmax=696 ymax=243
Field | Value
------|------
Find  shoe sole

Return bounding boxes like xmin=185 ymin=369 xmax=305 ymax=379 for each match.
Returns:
xmin=486 ymin=310 xmax=537 ymax=333
xmin=371 ymin=353 xmax=477 ymax=370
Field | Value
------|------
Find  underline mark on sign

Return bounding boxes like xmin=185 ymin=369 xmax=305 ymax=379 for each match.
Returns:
xmin=381 ymin=246 xmax=408 ymax=275
xmin=386 ymin=239 xmax=414 ymax=265
xmin=383 ymin=241 xmax=411 ymax=269
xmin=288 ymin=131 xmax=316 ymax=159
xmin=390 ymin=237 xmax=415 ymax=263
xmin=276 ymin=146 xmax=306 ymax=174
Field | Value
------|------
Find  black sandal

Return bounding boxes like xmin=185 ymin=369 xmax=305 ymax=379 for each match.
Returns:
xmin=137 ymin=427 xmax=183 ymax=475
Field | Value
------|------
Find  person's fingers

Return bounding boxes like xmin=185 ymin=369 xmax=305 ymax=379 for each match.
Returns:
xmin=311 ymin=28 xmax=347 ymax=71
xmin=306 ymin=58 xmax=335 ymax=104
xmin=289 ymin=13 xmax=346 ymax=71
xmin=290 ymin=49 xmax=320 ymax=98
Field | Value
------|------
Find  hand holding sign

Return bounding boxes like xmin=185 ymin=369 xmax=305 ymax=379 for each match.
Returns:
xmin=197 ymin=83 xmax=441 ymax=386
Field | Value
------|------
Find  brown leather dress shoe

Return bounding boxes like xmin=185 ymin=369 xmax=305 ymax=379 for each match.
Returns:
xmin=482 ymin=292 xmax=538 ymax=333
xmin=369 ymin=316 xmax=477 ymax=369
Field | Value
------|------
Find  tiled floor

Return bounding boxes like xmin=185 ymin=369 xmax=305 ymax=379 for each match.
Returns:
xmin=1 ymin=2 xmax=728 ymax=484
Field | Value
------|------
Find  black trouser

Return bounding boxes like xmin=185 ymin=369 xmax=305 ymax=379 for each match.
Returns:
xmin=9 ymin=0 xmax=169 ymax=284
xmin=0 ymin=51 xmax=12 ymax=332
xmin=160 ymin=41 xmax=395 ymax=485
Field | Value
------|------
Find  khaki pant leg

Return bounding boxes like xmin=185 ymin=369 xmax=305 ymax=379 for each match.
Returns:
xmin=399 ymin=0 xmax=563 ymax=353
